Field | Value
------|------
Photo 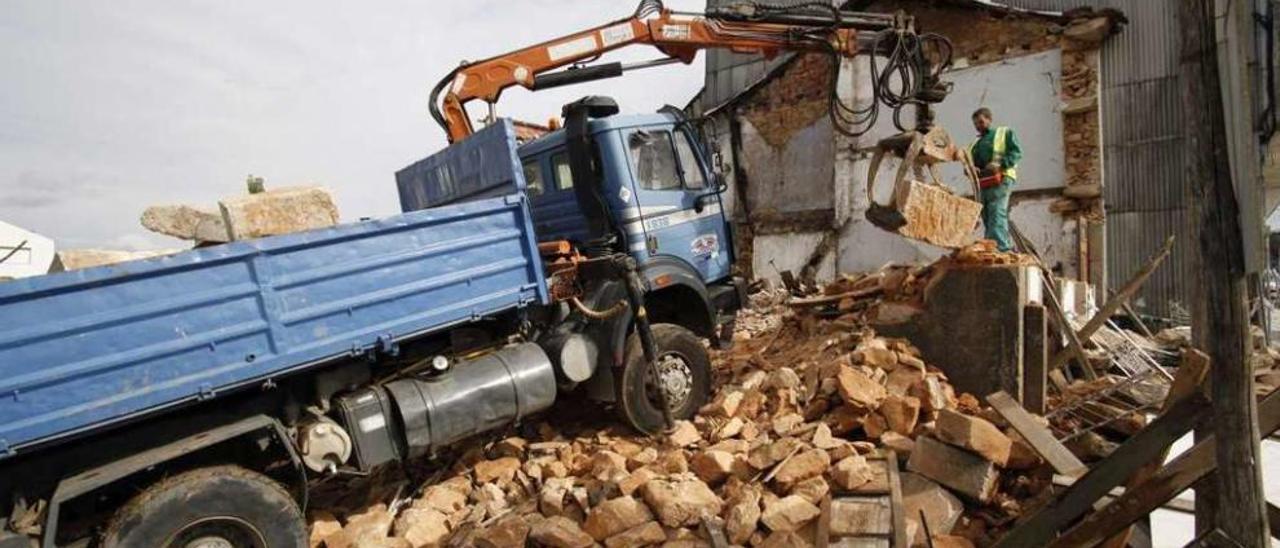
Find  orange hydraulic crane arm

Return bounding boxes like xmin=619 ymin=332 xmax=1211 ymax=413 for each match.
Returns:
xmin=430 ymin=1 xmax=922 ymax=143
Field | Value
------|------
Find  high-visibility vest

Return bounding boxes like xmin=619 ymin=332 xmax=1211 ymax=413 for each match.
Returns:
xmin=971 ymin=126 xmax=1017 ymax=180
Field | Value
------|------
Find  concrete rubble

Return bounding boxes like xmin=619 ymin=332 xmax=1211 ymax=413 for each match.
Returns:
xmin=304 ymin=242 xmax=1280 ymax=548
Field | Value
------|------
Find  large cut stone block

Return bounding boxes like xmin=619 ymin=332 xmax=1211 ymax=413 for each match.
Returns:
xmin=219 ymin=187 xmax=340 ymax=240
xmin=906 ymin=436 xmax=998 ymax=503
xmin=140 ymin=204 xmax=229 ymax=243
xmin=893 ymin=180 xmax=983 ymax=249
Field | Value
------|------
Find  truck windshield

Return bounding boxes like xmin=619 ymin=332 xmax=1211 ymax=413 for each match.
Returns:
xmin=628 ymin=130 xmax=682 ymax=191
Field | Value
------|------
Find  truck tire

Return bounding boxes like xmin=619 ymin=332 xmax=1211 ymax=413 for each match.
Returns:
xmin=101 ymin=465 xmax=305 ymax=548
xmin=617 ymin=323 xmax=712 ymax=434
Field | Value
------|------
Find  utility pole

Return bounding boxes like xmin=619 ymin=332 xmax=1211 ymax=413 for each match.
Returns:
xmin=1179 ymin=0 xmax=1270 ymax=544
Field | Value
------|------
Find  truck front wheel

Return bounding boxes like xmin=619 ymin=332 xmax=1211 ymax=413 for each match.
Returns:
xmin=617 ymin=323 xmax=712 ymax=434
xmin=102 ymin=465 xmax=305 ymax=548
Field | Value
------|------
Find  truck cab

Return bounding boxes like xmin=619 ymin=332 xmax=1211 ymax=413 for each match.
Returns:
xmin=517 ymin=108 xmax=742 ymax=346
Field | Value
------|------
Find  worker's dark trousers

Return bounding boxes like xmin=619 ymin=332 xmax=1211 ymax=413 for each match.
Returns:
xmin=980 ymin=178 xmax=1014 ymax=252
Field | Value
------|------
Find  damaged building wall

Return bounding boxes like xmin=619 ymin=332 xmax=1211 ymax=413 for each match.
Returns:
xmin=704 ymin=1 xmax=1106 ymax=286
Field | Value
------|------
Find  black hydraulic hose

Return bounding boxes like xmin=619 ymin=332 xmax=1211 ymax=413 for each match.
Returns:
xmin=429 ymin=67 xmax=459 ymax=135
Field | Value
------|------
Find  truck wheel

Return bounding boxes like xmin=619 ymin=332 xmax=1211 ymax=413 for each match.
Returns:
xmin=618 ymin=323 xmax=712 ymax=434
xmin=102 ymin=465 xmax=305 ymax=548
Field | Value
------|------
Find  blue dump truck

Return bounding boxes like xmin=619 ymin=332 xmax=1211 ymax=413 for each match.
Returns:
xmin=0 ymin=101 xmax=743 ymax=547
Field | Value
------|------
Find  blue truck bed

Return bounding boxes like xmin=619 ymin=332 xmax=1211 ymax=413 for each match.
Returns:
xmin=0 ymin=120 xmax=547 ymax=457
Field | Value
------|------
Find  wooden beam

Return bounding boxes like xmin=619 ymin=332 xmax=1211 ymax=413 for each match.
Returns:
xmin=1046 ymin=236 xmax=1174 ymax=373
xmin=1098 ymin=349 xmax=1212 ymax=548
xmin=986 ymin=391 xmax=1086 ymax=477
xmin=1048 ymin=390 xmax=1280 ymax=548
xmin=1179 ymin=0 xmax=1270 ymax=543
xmin=1010 ymin=223 xmax=1095 ymax=382
xmin=886 ymin=451 xmax=907 ymax=548
xmin=992 ymin=394 xmax=1207 ymax=548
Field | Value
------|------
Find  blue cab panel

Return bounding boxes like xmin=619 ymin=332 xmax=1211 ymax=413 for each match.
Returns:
xmin=0 ymin=120 xmax=547 ymax=457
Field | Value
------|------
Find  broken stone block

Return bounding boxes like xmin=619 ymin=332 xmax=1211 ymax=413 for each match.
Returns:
xmin=591 ymin=450 xmax=628 ymax=479
xmin=141 ymin=204 xmax=230 ymax=242
xmin=219 ymin=186 xmax=340 ymax=240
xmin=309 ymin=510 xmax=342 ymax=548
xmin=789 ymin=476 xmax=830 ymax=505
xmin=701 ymin=390 xmax=743 ymax=417
xmin=494 ymin=436 xmax=528 ymax=459
xmin=830 ymin=455 xmax=874 ymax=491
xmin=667 ymin=420 xmax=702 ymax=447
xmin=879 ymin=431 xmax=916 ymax=459
xmin=828 ymin=497 xmax=891 ymax=537
xmin=760 ymin=495 xmax=820 ymax=533
xmin=639 ymin=476 xmax=724 ymax=528
xmin=627 ymin=447 xmax=659 ymax=470
xmin=55 ymin=248 xmax=180 ymax=271
xmin=862 ymin=412 xmax=889 ymax=440
xmin=910 ymin=375 xmax=951 ymax=413
xmin=603 ymin=521 xmax=665 ymax=548
xmin=811 ymin=422 xmax=840 ymax=449
xmin=880 ymin=394 xmax=921 ymax=435
xmin=856 ymin=346 xmax=899 ymax=370
xmin=767 ymin=367 xmax=802 ymax=391
xmin=887 ymin=367 xmax=925 ymax=399
xmin=761 ymin=530 xmax=812 ymax=547
xmin=837 ymin=366 xmax=886 ymax=409
xmin=935 ymin=409 xmax=1012 ymax=466
xmin=414 ymin=485 xmax=468 ymax=515
xmin=530 ymin=516 xmax=595 ymax=548
xmin=716 ymin=417 xmax=745 ymax=441
xmin=474 ymin=457 xmax=522 ymax=484
xmin=330 ymin=504 xmax=394 ymax=548
xmin=773 ymin=448 xmax=831 ymax=489
xmin=582 ymin=496 xmax=654 ymax=540
xmin=474 ymin=516 xmax=530 ymax=548
xmin=901 ymin=472 xmax=964 ymax=546
xmin=907 ymin=436 xmax=999 ymax=503
xmin=892 ymin=179 xmax=983 ymax=249
xmin=617 ymin=466 xmax=658 ymax=497
xmin=540 ymin=478 xmax=574 ymax=518
xmin=725 ymin=488 xmax=762 ymax=544
xmin=691 ymin=450 xmax=736 ymax=485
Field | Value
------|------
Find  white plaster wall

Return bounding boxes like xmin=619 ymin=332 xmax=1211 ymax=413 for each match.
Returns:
xmin=934 ymin=49 xmax=1066 ymax=193
xmin=751 ymin=231 xmax=836 ymax=284
xmin=1011 ymin=195 xmax=1078 ymax=278
xmin=739 ymin=115 xmax=835 ymax=215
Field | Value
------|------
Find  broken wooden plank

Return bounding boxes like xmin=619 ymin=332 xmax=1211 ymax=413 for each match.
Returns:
xmin=992 ymin=394 xmax=1208 ymax=548
xmin=1051 ymin=475 xmax=1196 ymax=513
xmin=1047 ymin=236 xmax=1174 ymax=374
xmin=788 ymin=286 xmax=884 ymax=308
xmin=1047 ymin=390 xmax=1280 ymax=548
xmin=1098 ymin=348 xmax=1210 ymax=548
xmin=1011 ymin=223 xmax=1096 ymax=382
xmin=817 ymin=495 xmax=832 ymax=548
xmin=885 ymin=451 xmax=908 ymax=548
xmin=986 ymin=391 xmax=1088 ymax=478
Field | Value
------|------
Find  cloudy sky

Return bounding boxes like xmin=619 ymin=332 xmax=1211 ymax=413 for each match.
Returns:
xmin=0 ymin=1 xmax=706 ymax=250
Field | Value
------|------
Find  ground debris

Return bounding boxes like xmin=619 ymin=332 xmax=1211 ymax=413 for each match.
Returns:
xmin=306 ymin=253 xmax=1184 ymax=547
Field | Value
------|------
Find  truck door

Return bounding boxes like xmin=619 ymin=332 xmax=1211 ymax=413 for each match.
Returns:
xmin=625 ymin=126 xmax=730 ymax=282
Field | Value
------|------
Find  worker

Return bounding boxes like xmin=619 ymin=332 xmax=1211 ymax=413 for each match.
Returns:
xmin=969 ymin=108 xmax=1022 ymax=252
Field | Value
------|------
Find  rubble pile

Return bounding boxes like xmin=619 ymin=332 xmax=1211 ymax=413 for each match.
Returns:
xmin=307 ymin=291 xmax=1075 ymax=547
